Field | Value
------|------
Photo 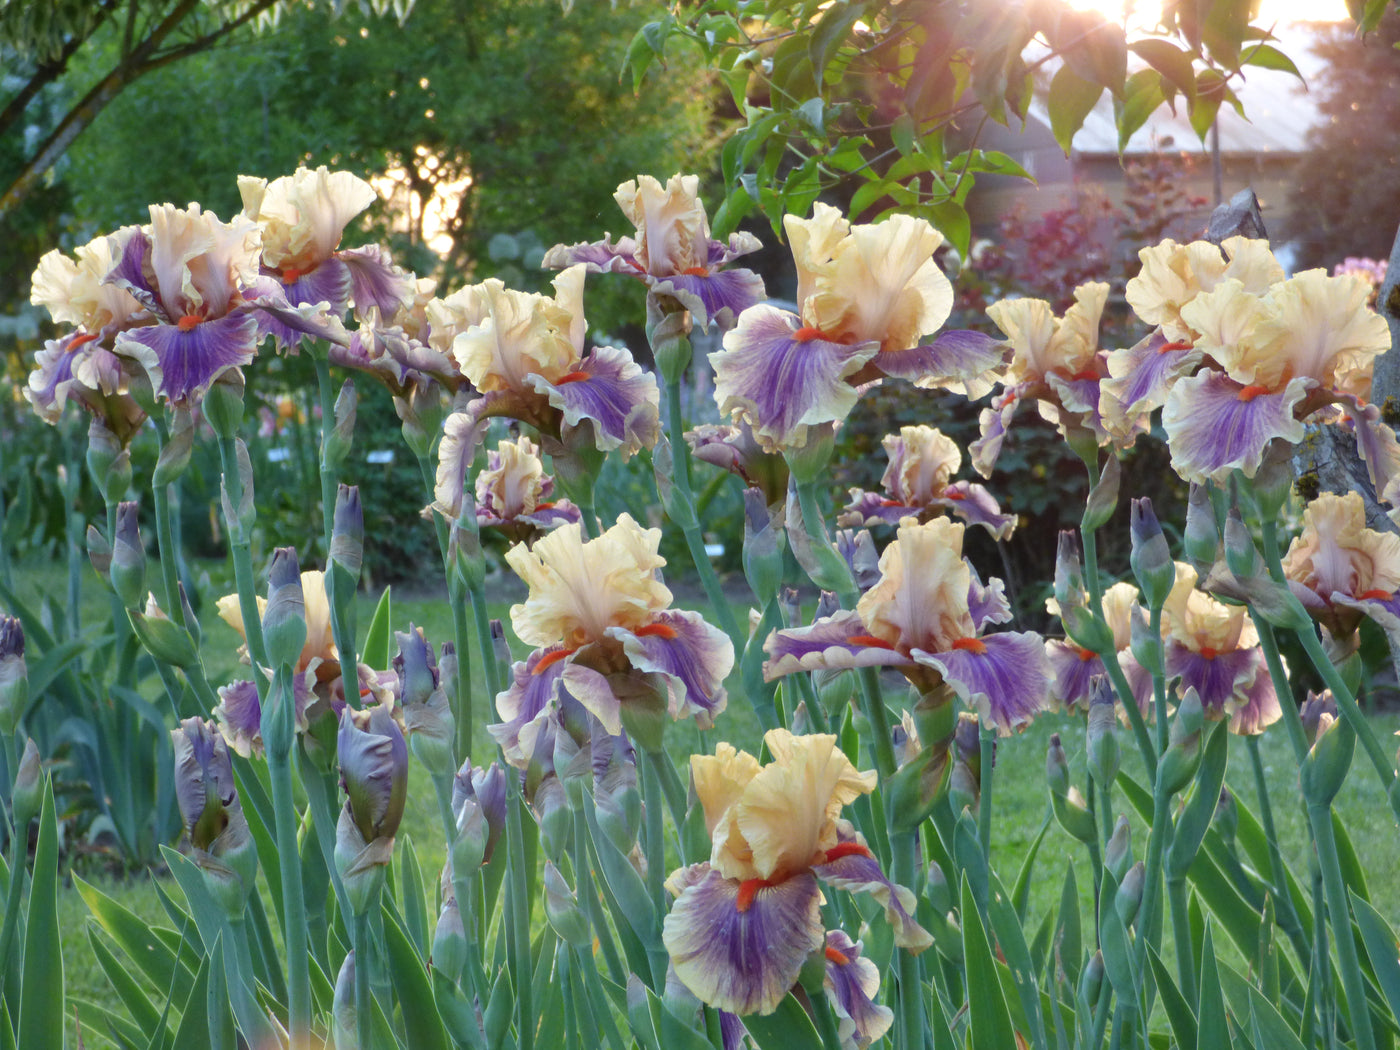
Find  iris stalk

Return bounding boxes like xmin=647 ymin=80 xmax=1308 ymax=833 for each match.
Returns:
xmin=313 ymin=354 xmax=358 ymax=678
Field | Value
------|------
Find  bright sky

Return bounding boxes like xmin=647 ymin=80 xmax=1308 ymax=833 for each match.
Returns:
xmin=1068 ymin=0 xmax=1351 ymax=28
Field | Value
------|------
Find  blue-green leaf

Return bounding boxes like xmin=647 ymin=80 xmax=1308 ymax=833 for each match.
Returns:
xmin=18 ymin=777 xmax=62 ymax=1050
xmin=1147 ymin=944 xmax=1197 ymax=1050
xmin=963 ymin=875 xmax=1016 ymax=1050
xmin=361 ymin=585 xmax=393 ymax=669
xmin=384 ymin=906 xmax=451 ymax=1050
xmin=1196 ymin=924 xmax=1228 ymax=1050
xmin=743 ymin=991 xmax=822 ymax=1050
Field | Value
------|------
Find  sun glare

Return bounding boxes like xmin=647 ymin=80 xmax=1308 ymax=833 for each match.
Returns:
xmin=1068 ymin=0 xmax=1352 ymax=28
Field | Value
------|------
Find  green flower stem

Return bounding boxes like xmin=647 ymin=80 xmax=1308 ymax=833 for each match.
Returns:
xmin=647 ymin=748 xmax=688 ymax=835
xmin=0 ymin=435 xmax=11 ymax=589
xmin=1079 ymin=454 xmax=1105 ymax=609
xmin=661 ymin=376 xmax=744 ymax=652
xmin=1133 ymin=785 xmax=1171 ymax=987
xmin=1259 ymin=519 xmax=1399 ymax=813
xmin=1096 ymin=771 xmax=1114 ymax=853
xmin=570 ymin=802 xmax=624 ymax=983
xmin=890 ymin=830 xmax=924 ymax=1050
xmin=1148 ymin=605 xmax=1168 ymax=756
xmin=354 ymin=909 xmax=375 ymax=1050
xmin=1166 ymin=873 xmax=1194 ymax=1000
xmin=641 ymin=748 xmax=668 ymax=921
xmin=313 ymin=354 xmax=359 ymax=680
xmin=265 ymin=696 xmax=311 ymax=1043
xmin=415 ymin=449 xmax=477 ymax=761
xmin=216 ymin=435 xmax=271 ymax=683
xmin=1245 ymin=734 xmax=1310 ymax=966
xmin=573 ymin=936 xmax=628 ymax=1050
xmin=1250 ymin=614 xmax=1309 ymax=762
xmin=150 ymin=418 xmax=183 ymax=623
xmin=1310 ymin=801 xmax=1377 ymax=1050
xmin=432 ymin=772 xmax=489 ymax=998
xmin=793 ymin=672 xmax=829 ymax=733
xmin=978 ymin=724 xmax=994 ymax=869
xmin=467 ymin=575 xmax=504 ymax=709
xmin=1089 ymin=986 xmax=1112 ymax=1050
xmin=0 ymin=776 xmax=25 ymax=979
xmin=505 ymin=780 xmax=535 ymax=1050
xmin=1084 ymin=780 xmax=1103 ymax=942
xmin=1098 ymin=652 xmax=1157 ymax=781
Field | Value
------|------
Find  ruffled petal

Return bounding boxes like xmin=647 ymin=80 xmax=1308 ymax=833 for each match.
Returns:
xmin=1164 ymin=643 xmax=1259 ymax=719
xmin=488 ymin=647 xmax=569 ymax=766
xmin=1161 ymin=370 xmax=1309 ymax=483
xmin=822 ymin=930 xmax=894 ymax=1050
xmin=712 ymin=305 xmax=880 ymax=452
xmin=114 ymin=312 xmax=258 ymax=404
xmin=652 ymin=266 xmax=767 ymax=331
xmin=967 ymin=566 xmax=1013 ymax=630
xmin=1228 ymin=651 xmax=1281 ymax=735
xmin=1336 ymin=394 xmax=1400 ymax=508
xmin=610 ymin=610 xmax=733 ymax=729
xmin=915 ymin=632 xmax=1051 ymax=735
xmin=875 ymin=329 xmax=1008 ymax=400
xmin=541 ymin=235 xmax=643 ymax=274
xmin=341 ymin=244 xmax=417 ymax=324
xmin=1100 ymin=329 xmax=1201 ymax=439
xmin=935 ymin=482 xmax=1017 ymax=540
xmin=432 ymin=397 xmax=495 ymax=519
xmin=1046 ymin=640 xmax=1104 ymax=712
xmin=763 ymin=610 xmax=916 ymax=680
xmin=529 ymin=344 xmax=660 ymax=458
xmin=837 ymin=491 xmax=917 ymax=528
xmin=812 ymin=834 xmax=931 ymax=951
xmin=970 ymin=390 xmax=1023 ymax=478
xmin=663 ymin=868 xmax=823 ymax=1016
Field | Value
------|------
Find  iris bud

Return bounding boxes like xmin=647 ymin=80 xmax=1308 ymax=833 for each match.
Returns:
xmin=1223 ymin=507 xmax=1260 ymax=580
xmin=332 ymin=951 xmax=358 ymax=1050
xmin=110 ymin=501 xmax=146 ymax=608
xmin=432 ymin=898 xmax=466 ymax=984
xmin=1129 ymin=498 xmax=1174 ymax=610
xmin=11 ymin=738 xmax=42 ymax=832
xmin=326 ymin=379 xmax=358 ymax=468
xmin=263 ymin=547 xmax=308 ymax=671
xmin=742 ymin=488 xmax=786 ymax=600
xmin=1158 ymin=688 xmax=1204 ymax=796
xmin=1116 ymin=862 xmax=1145 ymax=928
xmin=1105 ymin=815 xmax=1132 ymax=880
xmin=331 ymin=484 xmax=364 ymax=579
xmin=171 ymin=718 xmax=258 ymax=918
xmin=0 ymin=616 xmax=28 ymax=737
xmin=204 ymin=371 xmax=245 ymax=439
xmin=543 ymin=861 xmax=592 ymax=947
xmin=1301 ymin=712 xmax=1355 ymax=806
xmin=87 ymin=525 xmax=113 ymax=583
xmin=1184 ymin=484 xmax=1218 ymax=573
xmin=1086 ymin=677 xmax=1121 ymax=789
xmin=1080 ymin=952 xmax=1105 ymax=1008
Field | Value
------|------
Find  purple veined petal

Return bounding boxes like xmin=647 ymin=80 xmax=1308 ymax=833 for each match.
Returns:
xmin=812 ymin=834 xmax=932 ymax=952
xmin=934 ymin=481 xmax=1017 ymax=540
xmin=651 ymin=266 xmax=767 ymax=331
xmin=433 ymin=398 xmax=496 ymax=520
xmin=341 ymin=244 xmax=416 ymax=323
xmin=1044 ymin=371 xmax=1108 ymax=440
xmin=114 ymin=312 xmax=258 ymax=404
xmin=172 ymin=717 xmax=237 ymax=835
xmin=1117 ymin=651 xmax=1157 ymax=723
xmin=874 ymin=329 xmax=1008 ymax=400
xmin=1335 ymin=590 xmax=1400 ymax=655
xmin=712 ymin=305 xmax=881 ymax=452
xmin=271 ymin=257 xmax=353 ymax=315
xmin=706 ymin=232 xmax=763 ymax=267
xmin=518 ymin=499 xmax=582 ymax=530
xmin=214 ymin=679 xmax=264 ymax=758
xmin=559 ymin=659 xmax=624 ymax=736
xmin=1164 ymin=642 xmax=1260 ymax=719
xmin=1335 ymin=393 xmax=1400 ymax=507
xmin=821 ymin=930 xmax=894 ymax=1050
xmin=836 ymin=490 xmax=918 ymax=528
xmin=915 ymin=631 xmax=1051 ymax=735
xmin=967 ymin=563 xmax=1012 ymax=630
xmin=836 ymin=529 xmax=880 ymax=591
xmin=1046 ymin=639 xmax=1104 ymax=712
xmin=970 ymin=390 xmax=1023 ymax=479
xmin=719 ymin=1011 xmax=752 ymax=1050
xmin=1227 ymin=649 xmax=1281 ymax=735
xmin=106 ymin=226 xmax=163 ymax=318
xmin=662 ymin=866 xmax=824 ymax=1017
xmin=541 ymin=235 xmax=644 ymax=274
xmin=763 ymin=610 xmax=917 ymax=680
xmin=528 ymin=345 xmax=660 ymax=458
xmin=245 ymin=275 xmax=352 ymax=353
xmin=1161 ymin=370 xmax=1309 ymax=484
xmin=608 ymin=610 xmax=734 ymax=730
xmin=1101 ymin=329 xmax=1202 ymax=439
xmin=487 ymin=646 xmax=570 ymax=767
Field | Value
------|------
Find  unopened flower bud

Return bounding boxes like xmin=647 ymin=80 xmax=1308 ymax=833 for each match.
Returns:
xmin=1080 ymin=952 xmax=1105 ymax=1008
xmin=646 ymin=291 xmax=693 ymax=384
xmin=397 ymin=380 xmax=442 ymax=459
xmin=432 ymin=897 xmax=466 ymax=983
xmin=1081 ymin=454 xmax=1121 ymax=533
xmin=1158 ymin=688 xmax=1204 ymax=795
xmin=332 ymin=951 xmax=358 ymax=1050
xmin=784 ymin=424 xmax=836 ymax=485
xmin=1301 ymin=709 xmax=1355 ymax=806
xmin=204 ymin=371 xmax=246 ymax=439
xmin=1184 ymin=484 xmax=1219 ymax=572
xmin=1046 ymin=733 xmax=1070 ymax=798
xmin=129 ymin=596 xmax=198 ymax=668
xmin=263 ymin=547 xmax=308 ymax=670
xmin=449 ymin=504 xmax=486 ymax=595
xmin=455 ymin=759 xmax=506 ymax=864
xmin=87 ymin=525 xmax=113 ymax=583
xmin=1129 ymin=498 xmax=1174 ymax=610
xmin=742 ymin=488 xmax=786 ymax=599
xmin=339 ymin=706 xmax=408 ymax=845
xmin=153 ymin=407 xmax=194 ymax=487
xmin=1054 ymin=531 xmax=1085 ymax=609
xmin=396 ymin=627 xmax=455 ymax=777
xmin=172 ymin=718 xmax=258 ymax=918
xmin=1086 ymin=677 xmax=1121 ymax=788
xmin=330 ymin=485 xmax=364 ymax=579
xmin=543 ymin=861 xmax=592 ymax=947
xmin=536 ymin=776 xmax=572 ymax=858
xmin=1223 ymin=507 xmax=1260 ymax=579
xmin=110 ymin=501 xmax=146 ymax=608
xmin=0 ymin=616 xmax=29 ymax=736
xmin=1116 ymin=861 xmax=1145 ymax=927
xmin=1254 ymin=439 xmax=1294 ymax=519
xmin=86 ymin=418 xmax=129 ymax=501
xmin=949 ymin=761 xmax=979 ymax=817
xmin=326 ymin=379 xmax=358 ymax=467
xmin=11 ymin=737 xmax=42 ymax=831
xmin=1105 ymin=815 xmax=1132 ymax=879
xmin=220 ymin=439 xmax=256 ymax=541
xmin=1048 ymin=735 xmax=1097 ymax=843
xmin=1128 ymin=602 xmax=1161 ymax=675
xmin=1300 ymin=691 xmax=1338 ymax=746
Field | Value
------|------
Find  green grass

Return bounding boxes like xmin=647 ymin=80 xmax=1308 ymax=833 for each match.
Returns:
xmin=8 ymin=558 xmax=1400 ymax=1047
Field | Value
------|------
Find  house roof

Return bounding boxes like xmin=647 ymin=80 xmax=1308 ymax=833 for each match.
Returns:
xmin=1027 ymin=22 xmax=1335 ymax=156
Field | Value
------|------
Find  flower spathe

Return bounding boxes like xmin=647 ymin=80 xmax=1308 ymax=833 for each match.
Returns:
xmin=542 ymin=173 xmax=765 ymax=330
xmin=839 ymin=424 xmax=1016 ymax=539
xmin=495 ymin=515 xmax=733 ymax=735
xmin=217 ymin=569 xmax=339 ymax=684
xmin=711 ymin=203 xmax=1004 ymax=452
xmin=662 ymin=731 xmax=928 ymax=1016
xmin=765 ymin=518 xmax=1050 ymax=734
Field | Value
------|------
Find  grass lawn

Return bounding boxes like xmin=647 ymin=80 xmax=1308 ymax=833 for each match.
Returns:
xmin=6 ymin=558 xmax=1400 ymax=1047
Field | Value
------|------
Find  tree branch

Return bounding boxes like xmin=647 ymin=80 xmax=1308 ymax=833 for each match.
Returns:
xmin=0 ymin=0 xmax=120 ymax=146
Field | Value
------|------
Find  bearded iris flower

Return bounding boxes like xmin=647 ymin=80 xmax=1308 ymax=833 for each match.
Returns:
xmin=543 ymin=173 xmax=765 ymax=330
xmin=1161 ymin=269 xmax=1392 ymax=492
xmin=711 ymin=203 xmax=1004 ymax=452
xmin=472 ymin=435 xmax=580 ymax=538
xmin=661 ymin=731 xmax=929 ymax=1016
xmin=766 ymin=518 xmax=1051 ymax=735
xmin=1046 ymin=581 xmax=1150 ymax=714
xmin=492 ymin=514 xmax=733 ymax=742
xmin=839 ymin=424 xmax=1015 ymax=539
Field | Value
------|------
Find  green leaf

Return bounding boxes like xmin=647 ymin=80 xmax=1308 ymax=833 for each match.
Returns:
xmin=1116 ymin=69 xmax=1165 ymax=151
xmin=1196 ymin=924 xmax=1228 ymax=1050
xmin=848 ymin=175 xmax=893 ymax=220
xmin=383 ymin=906 xmax=451 ymax=1050
xmin=986 ymin=871 xmax=1048 ymax=1050
xmin=361 ymin=585 xmax=393 ymax=669
xmin=1190 ymin=69 xmax=1226 ymax=142
xmin=962 ymin=874 xmax=1017 ymax=1050
xmin=743 ymin=991 xmax=822 ymax=1050
xmin=928 ymin=199 xmax=971 ymax=262
xmin=87 ymin=926 xmax=167 ymax=1042
xmin=172 ymin=939 xmax=213 ymax=1050
xmin=18 ymin=776 xmax=62 ymax=1050
xmin=1352 ymin=893 xmax=1400 ymax=1024
xmin=75 ymin=876 xmax=195 ymax=1014
xmin=793 ymin=97 xmax=825 ymax=138
xmin=892 ymin=112 xmax=917 ymax=157
xmin=1212 ymin=963 xmax=1306 ymax=1050
xmin=809 ymin=1 xmax=866 ymax=83
xmin=1129 ymin=38 xmax=1197 ymax=98
xmin=1012 ymin=813 xmax=1052 ymax=922
xmin=1096 ymin=871 xmax=1137 ymax=1001
xmin=1167 ymin=721 xmax=1228 ymax=878
xmin=435 ymin=970 xmax=488 ymax=1050
xmin=1048 ymin=66 xmax=1103 ymax=154
xmin=1241 ymin=43 xmax=1301 ymax=78
xmin=400 ymin=834 xmax=430 ymax=959
xmin=1053 ymin=860 xmax=1083 ymax=989
xmin=1056 ymin=9 xmax=1128 ymax=90
xmin=1147 ymin=944 xmax=1198 ymax=1050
